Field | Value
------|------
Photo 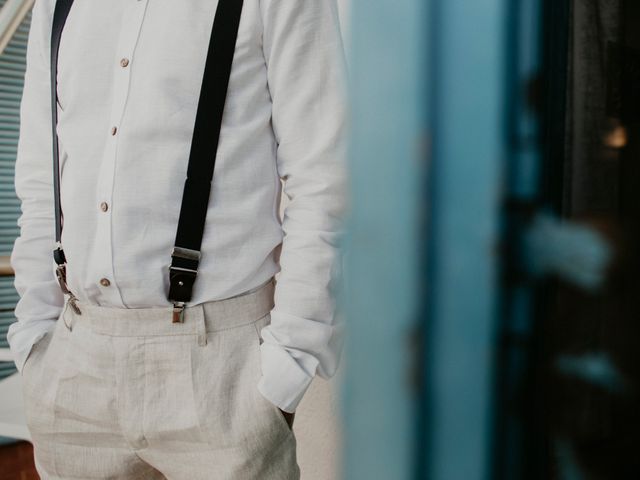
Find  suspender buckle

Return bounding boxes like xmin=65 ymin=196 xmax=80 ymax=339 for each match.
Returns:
xmin=171 ymin=246 xmax=201 ymax=262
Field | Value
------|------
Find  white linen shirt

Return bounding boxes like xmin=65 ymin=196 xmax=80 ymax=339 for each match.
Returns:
xmin=7 ymin=0 xmax=349 ymax=413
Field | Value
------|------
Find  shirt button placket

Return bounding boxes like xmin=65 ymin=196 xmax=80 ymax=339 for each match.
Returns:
xmin=93 ymin=0 xmax=147 ymax=307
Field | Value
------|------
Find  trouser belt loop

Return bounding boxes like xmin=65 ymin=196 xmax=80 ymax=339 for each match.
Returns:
xmin=196 ymin=304 xmax=207 ymax=347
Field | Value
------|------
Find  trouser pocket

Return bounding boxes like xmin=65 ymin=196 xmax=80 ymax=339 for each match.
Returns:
xmin=21 ymin=330 xmax=53 ymax=378
xmin=21 ymin=301 xmax=70 ymax=380
xmin=189 ymin=313 xmax=293 ymax=451
xmin=21 ymin=311 xmax=73 ymax=476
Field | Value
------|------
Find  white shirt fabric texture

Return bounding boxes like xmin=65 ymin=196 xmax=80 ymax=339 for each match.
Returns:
xmin=8 ymin=0 xmax=349 ymax=414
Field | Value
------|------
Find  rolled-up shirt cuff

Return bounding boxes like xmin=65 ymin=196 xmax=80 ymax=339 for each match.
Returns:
xmin=257 ymin=342 xmax=316 ymax=413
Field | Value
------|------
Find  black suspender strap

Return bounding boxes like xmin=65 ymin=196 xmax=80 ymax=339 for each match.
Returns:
xmin=50 ymin=0 xmax=76 ymax=306
xmin=48 ymin=0 xmax=245 ymax=322
xmin=168 ymin=0 xmax=245 ymax=322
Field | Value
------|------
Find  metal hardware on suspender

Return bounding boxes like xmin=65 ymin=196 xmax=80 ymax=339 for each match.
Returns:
xmin=168 ymin=247 xmax=201 ymax=323
xmin=67 ymin=293 xmax=82 ymax=315
xmin=53 ymin=242 xmax=68 ymax=293
xmin=172 ymin=302 xmax=186 ymax=324
xmin=53 ymin=242 xmax=81 ymax=315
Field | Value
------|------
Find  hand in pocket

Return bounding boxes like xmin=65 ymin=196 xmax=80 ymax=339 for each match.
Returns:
xmin=21 ymin=331 xmax=52 ymax=376
xmin=279 ymin=409 xmax=295 ymax=430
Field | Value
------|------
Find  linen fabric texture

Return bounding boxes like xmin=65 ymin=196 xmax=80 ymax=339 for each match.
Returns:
xmin=21 ymin=278 xmax=300 ymax=479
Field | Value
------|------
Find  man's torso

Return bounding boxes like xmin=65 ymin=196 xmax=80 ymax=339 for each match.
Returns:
xmin=48 ymin=0 xmax=282 ymax=308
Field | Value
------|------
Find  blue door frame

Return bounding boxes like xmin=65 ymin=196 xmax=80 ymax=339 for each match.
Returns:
xmin=341 ymin=0 xmax=429 ymax=477
xmin=342 ymin=0 xmax=545 ymax=478
xmin=422 ymin=1 xmax=507 ymax=479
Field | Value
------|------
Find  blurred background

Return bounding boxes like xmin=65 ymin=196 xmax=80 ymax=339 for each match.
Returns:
xmin=1 ymin=0 xmax=640 ymax=479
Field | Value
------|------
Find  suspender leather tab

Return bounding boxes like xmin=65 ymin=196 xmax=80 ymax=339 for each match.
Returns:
xmin=168 ymin=246 xmax=201 ymax=304
xmin=53 ymin=244 xmax=66 ymax=265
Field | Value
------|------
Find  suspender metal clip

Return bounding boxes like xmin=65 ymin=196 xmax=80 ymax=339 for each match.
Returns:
xmin=172 ymin=302 xmax=186 ymax=323
xmin=55 ymin=263 xmax=70 ymax=294
xmin=53 ymin=243 xmax=82 ymax=315
xmin=54 ymin=243 xmax=71 ymax=294
xmin=169 ymin=247 xmax=200 ymax=323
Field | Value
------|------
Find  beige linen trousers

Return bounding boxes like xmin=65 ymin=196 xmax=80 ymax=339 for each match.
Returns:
xmin=19 ymin=277 xmax=300 ymax=479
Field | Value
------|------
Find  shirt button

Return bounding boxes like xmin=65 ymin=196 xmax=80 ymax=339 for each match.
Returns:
xmin=120 ymin=58 xmax=130 ymax=68
xmin=99 ymin=278 xmax=111 ymax=287
xmin=99 ymin=201 xmax=109 ymax=212
xmin=110 ymin=126 xmax=118 ymax=135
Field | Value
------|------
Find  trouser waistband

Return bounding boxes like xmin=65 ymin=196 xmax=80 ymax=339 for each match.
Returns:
xmin=62 ymin=277 xmax=275 ymax=338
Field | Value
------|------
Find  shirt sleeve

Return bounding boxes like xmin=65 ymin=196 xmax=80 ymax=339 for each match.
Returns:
xmin=7 ymin=0 xmax=64 ymax=373
xmin=257 ymin=0 xmax=350 ymax=413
